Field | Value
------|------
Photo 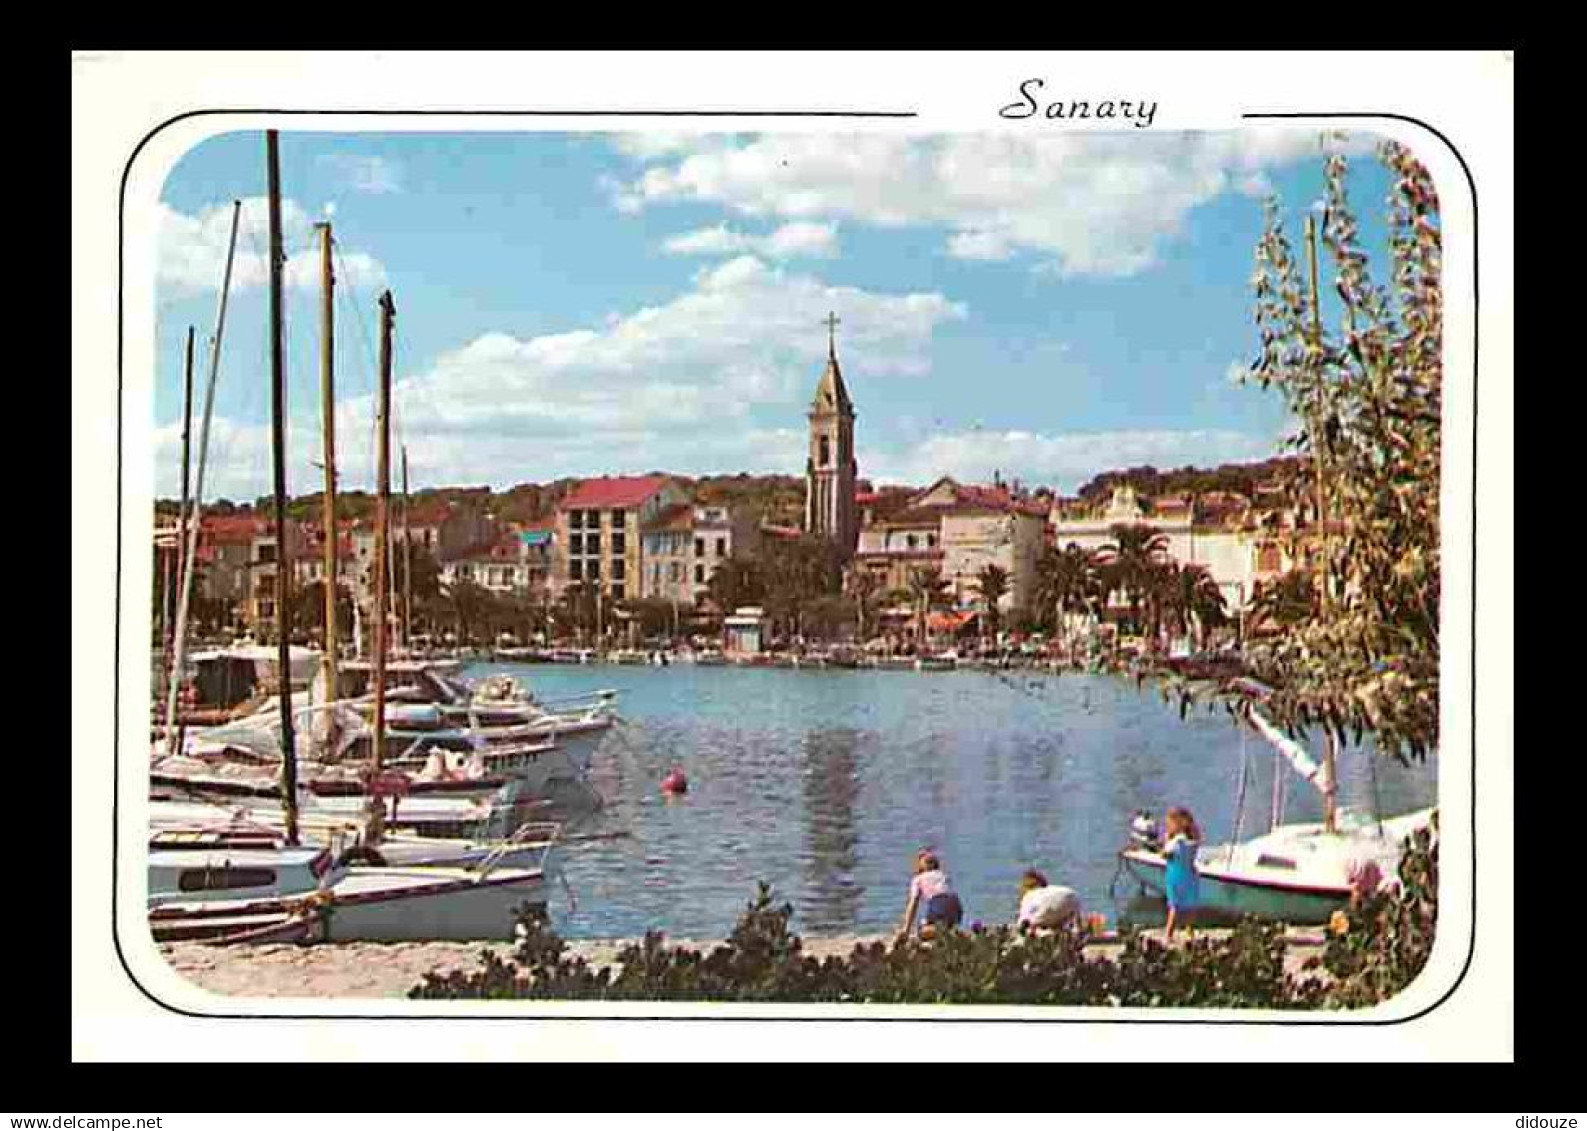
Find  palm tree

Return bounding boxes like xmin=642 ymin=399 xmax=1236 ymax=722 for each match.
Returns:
xmin=1096 ymin=523 xmax=1170 ymax=635
xmin=847 ymin=568 xmax=884 ymax=643
xmin=1155 ymin=561 xmax=1228 ymax=651
xmin=1035 ymin=542 xmax=1104 ymax=654
xmin=975 ymin=563 xmax=1009 ymax=643
xmin=905 ymin=565 xmax=953 ymax=646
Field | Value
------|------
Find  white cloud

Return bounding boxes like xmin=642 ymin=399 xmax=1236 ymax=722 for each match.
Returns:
xmin=158 ymin=256 xmax=963 ymax=497
xmin=613 ymin=130 xmax=1374 ymax=278
xmin=316 ymin=154 xmax=403 ymax=195
xmin=662 ymin=221 xmax=838 ymax=259
xmin=864 ymin=427 xmax=1279 ymax=493
xmin=158 ymin=197 xmax=389 ymax=293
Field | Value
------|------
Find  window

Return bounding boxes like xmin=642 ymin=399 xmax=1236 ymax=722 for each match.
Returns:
xmin=694 ymin=565 xmax=705 ymax=584
xmin=906 ymin=534 xmax=917 ymax=550
xmin=610 ymin=509 xmax=624 ymax=528
xmin=926 ymin=533 xmax=936 ymax=548
xmin=670 ymin=562 xmax=681 ymax=583
xmin=569 ymin=560 xmax=583 ymax=581
xmin=612 ymin=559 xmax=626 ymax=580
xmin=819 ymin=435 xmax=831 ymax=466
xmin=258 ymin=543 xmax=278 ymax=563
xmin=258 ymin=600 xmax=275 ymax=619
xmin=611 ymin=584 xmax=625 ymax=601
xmin=715 ymin=537 xmax=726 ymax=557
xmin=585 ymin=534 xmax=601 ymax=556
xmin=587 ymin=560 xmax=601 ymax=581
xmin=612 ymin=532 xmax=626 ymax=556
xmin=695 ymin=538 xmax=705 ymax=558
xmin=569 ymin=533 xmax=582 ymax=556
xmin=178 ymin=866 xmax=278 ymax=893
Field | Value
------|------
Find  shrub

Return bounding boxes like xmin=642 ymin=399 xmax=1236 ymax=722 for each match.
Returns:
xmin=411 ymin=836 xmax=1438 ymax=1008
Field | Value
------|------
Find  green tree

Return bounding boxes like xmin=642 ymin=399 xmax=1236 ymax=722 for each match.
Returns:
xmin=905 ymin=566 xmax=954 ymax=645
xmin=1155 ymin=561 xmax=1228 ymax=651
xmin=704 ymin=557 xmax=765 ymax=615
xmin=1242 ymin=140 xmax=1441 ymax=761
xmin=1096 ymin=523 xmax=1169 ymax=635
xmin=847 ymin=568 xmax=884 ymax=643
xmin=974 ymin=563 xmax=1009 ymax=641
xmin=762 ymin=535 xmax=844 ymax=638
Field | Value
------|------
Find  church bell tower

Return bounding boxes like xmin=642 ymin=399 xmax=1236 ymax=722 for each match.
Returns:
xmin=805 ymin=312 xmax=858 ymax=557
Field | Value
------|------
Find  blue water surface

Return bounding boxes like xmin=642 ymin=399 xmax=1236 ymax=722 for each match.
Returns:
xmin=468 ymin=662 xmax=1438 ymax=941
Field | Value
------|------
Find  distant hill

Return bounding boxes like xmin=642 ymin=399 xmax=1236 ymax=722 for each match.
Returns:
xmin=1073 ymin=455 xmax=1305 ymax=505
xmin=154 ymin=456 xmax=1303 ymax=523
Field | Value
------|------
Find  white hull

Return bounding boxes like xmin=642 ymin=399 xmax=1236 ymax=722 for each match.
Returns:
xmin=321 ymin=866 xmax=545 ymax=941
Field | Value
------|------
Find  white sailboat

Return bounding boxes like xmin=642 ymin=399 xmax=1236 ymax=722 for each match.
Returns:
xmin=1118 ymin=702 xmax=1436 ymax=924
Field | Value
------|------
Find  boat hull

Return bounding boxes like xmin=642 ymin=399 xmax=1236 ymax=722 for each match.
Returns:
xmin=321 ymin=868 xmax=545 ymax=941
xmin=1120 ymin=849 xmax=1349 ymax=925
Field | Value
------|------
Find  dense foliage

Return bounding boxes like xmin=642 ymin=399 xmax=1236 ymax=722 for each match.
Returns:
xmin=1074 ymin=456 xmax=1305 ymax=508
xmin=1239 ymin=141 xmax=1443 ymax=762
xmin=411 ymin=834 xmax=1438 ymax=1009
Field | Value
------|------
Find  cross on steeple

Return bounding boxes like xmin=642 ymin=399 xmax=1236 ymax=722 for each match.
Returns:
xmin=823 ymin=311 xmax=841 ymax=359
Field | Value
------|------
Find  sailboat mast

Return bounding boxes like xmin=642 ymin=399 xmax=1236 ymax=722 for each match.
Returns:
xmin=266 ymin=130 xmax=300 ymax=846
xmin=170 ymin=328 xmax=195 ymax=652
xmin=316 ymin=221 xmax=339 ymax=715
xmin=165 ymin=203 xmax=241 ymax=756
xmin=369 ymin=289 xmax=396 ymax=843
xmin=401 ymin=446 xmax=413 ymax=652
xmin=1304 ymin=215 xmax=1339 ymax=834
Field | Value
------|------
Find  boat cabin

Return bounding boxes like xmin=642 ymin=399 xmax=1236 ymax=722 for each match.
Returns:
xmin=147 ymin=845 xmax=338 ymax=907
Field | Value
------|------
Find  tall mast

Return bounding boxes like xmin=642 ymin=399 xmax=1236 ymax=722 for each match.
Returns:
xmin=1305 ymin=214 xmax=1338 ymax=835
xmin=402 ymin=446 xmax=413 ymax=653
xmin=165 ymin=203 xmax=241 ymax=756
xmin=266 ymin=130 xmax=300 ymax=846
xmin=368 ymin=289 xmax=396 ymax=845
xmin=169 ymin=328 xmax=195 ymax=652
xmin=315 ymin=221 xmax=339 ymax=740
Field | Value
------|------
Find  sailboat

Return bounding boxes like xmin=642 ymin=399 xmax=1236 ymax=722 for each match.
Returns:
xmin=148 ymin=132 xmax=551 ymax=944
xmin=1118 ymin=697 xmax=1435 ymax=925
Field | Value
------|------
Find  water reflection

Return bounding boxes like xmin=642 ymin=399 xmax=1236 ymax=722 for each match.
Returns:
xmin=799 ymin=727 xmax=864 ymax=932
xmin=489 ymin=663 xmax=1439 ymax=940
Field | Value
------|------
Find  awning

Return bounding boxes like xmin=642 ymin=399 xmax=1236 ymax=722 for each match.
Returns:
xmin=926 ymin=611 xmax=978 ymax=632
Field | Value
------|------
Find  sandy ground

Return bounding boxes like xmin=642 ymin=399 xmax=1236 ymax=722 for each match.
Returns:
xmin=159 ymin=930 xmax=1328 ymax=999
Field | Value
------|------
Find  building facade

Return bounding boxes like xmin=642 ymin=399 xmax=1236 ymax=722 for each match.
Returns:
xmin=853 ymin=477 xmax=1047 ymax=615
xmin=1047 ymin=483 xmax=1297 ymax=615
xmin=553 ymin=475 xmax=689 ymax=604
xmin=640 ymin=503 xmax=761 ymax=605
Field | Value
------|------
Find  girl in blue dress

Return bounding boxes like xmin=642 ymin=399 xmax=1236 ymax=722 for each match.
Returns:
xmin=1162 ymin=806 xmax=1201 ymax=940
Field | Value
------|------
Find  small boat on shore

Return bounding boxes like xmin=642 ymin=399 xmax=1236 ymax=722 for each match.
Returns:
xmin=1117 ymin=695 xmax=1436 ymax=925
xmin=1119 ymin=807 xmax=1434 ymax=925
xmin=147 ymin=842 xmax=547 ymax=944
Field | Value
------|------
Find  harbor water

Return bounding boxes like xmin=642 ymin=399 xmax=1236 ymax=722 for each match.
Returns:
xmin=474 ymin=661 xmax=1438 ymax=941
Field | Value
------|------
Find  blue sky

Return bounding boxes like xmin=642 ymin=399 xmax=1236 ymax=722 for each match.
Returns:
xmin=152 ymin=129 xmax=1397 ymax=501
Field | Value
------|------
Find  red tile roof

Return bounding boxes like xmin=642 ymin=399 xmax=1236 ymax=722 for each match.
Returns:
xmin=200 ymin=515 xmax=268 ymax=544
xmin=558 ymin=475 xmax=673 ymax=511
